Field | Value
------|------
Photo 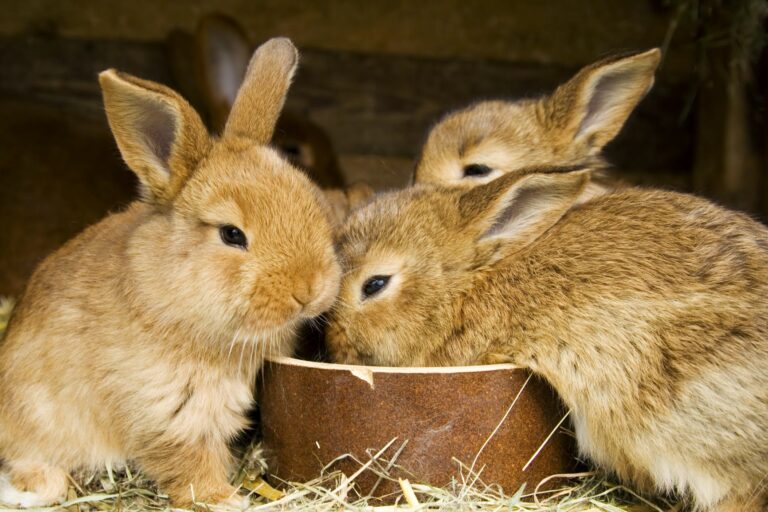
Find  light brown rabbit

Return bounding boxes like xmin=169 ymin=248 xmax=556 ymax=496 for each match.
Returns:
xmin=0 ymin=38 xmax=341 ymax=508
xmin=166 ymin=13 xmax=373 ymax=224
xmin=168 ymin=13 xmax=344 ymax=188
xmin=326 ymin=168 xmax=768 ymax=511
xmin=413 ymin=49 xmax=661 ymax=202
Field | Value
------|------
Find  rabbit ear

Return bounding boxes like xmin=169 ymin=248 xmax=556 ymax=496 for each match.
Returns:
xmin=196 ymin=14 xmax=251 ymax=133
xmin=460 ymin=167 xmax=590 ymax=256
xmin=223 ymin=37 xmax=298 ymax=144
xmin=99 ymin=70 xmax=210 ymax=204
xmin=549 ymin=48 xmax=661 ymax=151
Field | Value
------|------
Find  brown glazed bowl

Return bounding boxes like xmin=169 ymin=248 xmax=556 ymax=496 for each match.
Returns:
xmin=258 ymin=357 xmax=576 ymax=498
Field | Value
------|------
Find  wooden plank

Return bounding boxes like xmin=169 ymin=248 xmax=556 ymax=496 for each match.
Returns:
xmin=0 ymin=0 xmax=696 ymax=75
xmin=0 ymin=35 xmax=694 ymax=174
xmin=691 ymin=3 xmax=765 ymax=215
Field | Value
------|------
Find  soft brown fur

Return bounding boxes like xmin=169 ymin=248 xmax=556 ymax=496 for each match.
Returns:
xmin=413 ymin=49 xmax=660 ymax=200
xmin=173 ymin=13 xmax=374 ymax=218
xmin=326 ymin=169 xmax=768 ymax=511
xmin=192 ymin=13 xmax=344 ymax=186
xmin=0 ymin=38 xmax=341 ymax=508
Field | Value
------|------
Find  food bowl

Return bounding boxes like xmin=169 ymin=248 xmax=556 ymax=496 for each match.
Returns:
xmin=258 ymin=357 xmax=576 ymax=497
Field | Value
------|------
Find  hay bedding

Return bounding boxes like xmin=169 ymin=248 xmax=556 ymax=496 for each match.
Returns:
xmin=0 ymin=448 xmax=673 ymax=512
xmin=0 ymin=298 xmax=673 ymax=511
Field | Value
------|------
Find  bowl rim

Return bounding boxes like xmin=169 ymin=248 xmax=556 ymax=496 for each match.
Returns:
xmin=265 ymin=356 xmax=519 ymax=374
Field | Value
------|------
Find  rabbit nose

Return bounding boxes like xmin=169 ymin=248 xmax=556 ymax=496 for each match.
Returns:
xmin=293 ymin=263 xmax=341 ymax=316
xmin=292 ymin=281 xmax=315 ymax=308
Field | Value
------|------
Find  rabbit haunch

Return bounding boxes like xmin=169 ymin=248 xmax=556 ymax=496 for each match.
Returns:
xmin=326 ymin=168 xmax=768 ymax=511
xmin=0 ymin=38 xmax=341 ymax=509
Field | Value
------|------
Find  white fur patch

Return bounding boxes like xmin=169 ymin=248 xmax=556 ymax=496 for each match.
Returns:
xmin=648 ymin=456 xmax=726 ymax=508
xmin=0 ymin=472 xmax=61 ymax=508
xmin=575 ymin=410 xmax=728 ymax=508
xmin=195 ymin=491 xmax=250 ymax=511
xmin=571 ymin=410 xmax=610 ymax=466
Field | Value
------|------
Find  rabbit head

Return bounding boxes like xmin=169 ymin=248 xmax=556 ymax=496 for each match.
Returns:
xmin=414 ymin=49 xmax=660 ymax=188
xmin=326 ymin=166 xmax=589 ymax=366
xmin=193 ymin=13 xmax=345 ymax=188
xmin=101 ymin=38 xmax=341 ymax=344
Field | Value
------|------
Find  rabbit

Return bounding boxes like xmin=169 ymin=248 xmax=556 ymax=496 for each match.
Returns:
xmin=167 ymin=13 xmax=345 ymax=188
xmin=172 ymin=13 xmax=375 ymax=223
xmin=325 ymin=167 xmax=768 ymax=511
xmin=412 ymin=49 xmax=661 ymax=203
xmin=0 ymin=37 xmax=341 ymax=509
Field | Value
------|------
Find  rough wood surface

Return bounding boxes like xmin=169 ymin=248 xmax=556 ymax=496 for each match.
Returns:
xmin=0 ymin=36 xmax=694 ymax=170
xmin=0 ymin=0 xmax=696 ymax=74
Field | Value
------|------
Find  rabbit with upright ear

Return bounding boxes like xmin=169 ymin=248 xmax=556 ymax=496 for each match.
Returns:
xmin=0 ymin=38 xmax=341 ymax=508
xmin=413 ymin=49 xmax=661 ymax=201
xmin=187 ymin=13 xmax=345 ymax=189
xmin=326 ymin=170 xmax=768 ymax=511
xmin=169 ymin=13 xmax=374 ymax=220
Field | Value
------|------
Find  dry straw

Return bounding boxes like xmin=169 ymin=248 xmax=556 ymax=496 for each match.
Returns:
xmin=0 ymin=299 xmax=673 ymax=511
xmin=0 ymin=447 xmax=670 ymax=512
xmin=0 ymin=439 xmax=673 ymax=511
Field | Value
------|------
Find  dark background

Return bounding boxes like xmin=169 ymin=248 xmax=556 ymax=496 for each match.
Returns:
xmin=1 ymin=0 xmax=766 ymax=296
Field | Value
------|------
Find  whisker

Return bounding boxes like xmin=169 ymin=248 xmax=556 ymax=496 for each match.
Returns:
xmin=238 ymin=337 xmax=247 ymax=377
xmin=329 ymin=300 xmax=354 ymax=313
xmin=249 ymin=338 xmax=263 ymax=380
xmin=227 ymin=328 xmax=241 ymax=361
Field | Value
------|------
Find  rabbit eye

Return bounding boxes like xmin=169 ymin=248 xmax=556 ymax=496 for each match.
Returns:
xmin=463 ymin=164 xmax=493 ymax=178
xmin=281 ymin=143 xmax=302 ymax=158
xmin=362 ymin=275 xmax=391 ymax=299
xmin=219 ymin=225 xmax=247 ymax=249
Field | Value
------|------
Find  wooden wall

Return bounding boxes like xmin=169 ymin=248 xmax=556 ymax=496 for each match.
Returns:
xmin=0 ymin=0 xmax=764 ymax=296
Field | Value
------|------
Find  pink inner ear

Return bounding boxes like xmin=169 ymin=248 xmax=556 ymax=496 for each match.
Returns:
xmin=219 ymin=60 xmax=244 ymax=106
xmin=136 ymin=98 xmax=177 ymax=167
xmin=207 ymin=40 xmax=249 ymax=107
xmin=484 ymin=186 xmax=537 ymax=238
xmin=576 ymin=69 xmax=640 ymax=141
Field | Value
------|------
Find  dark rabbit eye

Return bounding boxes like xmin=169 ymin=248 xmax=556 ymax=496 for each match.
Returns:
xmin=463 ymin=164 xmax=493 ymax=178
xmin=219 ymin=225 xmax=247 ymax=249
xmin=281 ymin=143 xmax=302 ymax=158
xmin=362 ymin=275 xmax=391 ymax=299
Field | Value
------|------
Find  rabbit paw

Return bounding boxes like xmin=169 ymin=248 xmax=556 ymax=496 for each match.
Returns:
xmin=172 ymin=485 xmax=250 ymax=511
xmin=0 ymin=462 xmax=68 ymax=507
xmin=215 ymin=492 xmax=251 ymax=510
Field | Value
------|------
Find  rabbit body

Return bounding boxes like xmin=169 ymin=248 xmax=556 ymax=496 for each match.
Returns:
xmin=0 ymin=203 xmax=262 ymax=503
xmin=327 ymin=172 xmax=768 ymax=510
xmin=0 ymin=39 xmax=341 ymax=508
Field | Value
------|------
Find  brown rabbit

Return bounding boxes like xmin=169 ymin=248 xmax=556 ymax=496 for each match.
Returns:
xmin=168 ymin=12 xmax=345 ymax=188
xmin=0 ymin=38 xmax=341 ymax=508
xmin=326 ymin=168 xmax=768 ymax=511
xmin=167 ymin=13 xmax=374 ymax=226
xmin=413 ymin=49 xmax=661 ymax=201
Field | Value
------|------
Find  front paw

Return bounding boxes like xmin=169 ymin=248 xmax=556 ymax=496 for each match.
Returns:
xmin=214 ymin=492 xmax=250 ymax=510
xmin=171 ymin=484 xmax=249 ymax=510
xmin=0 ymin=462 xmax=68 ymax=508
xmin=480 ymin=352 xmax=515 ymax=365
